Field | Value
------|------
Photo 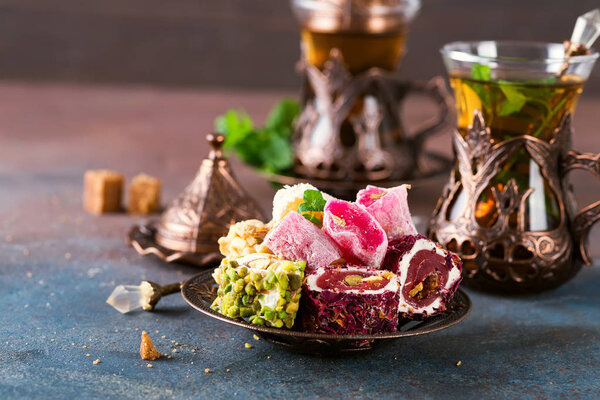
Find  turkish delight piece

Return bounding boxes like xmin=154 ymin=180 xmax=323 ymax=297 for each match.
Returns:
xmin=263 ymin=211 xmax=342 ymax=272
xmin=83 ymin=169 xmax=124 ymax=214
xmin=211 ymin=254 xmax=305 ymax=329
xmin=322 ymin=199 xmax=388 ymax=267
xmin=271 ymin=183 xmax=334 ymax=224
xmin=356 ymin=184 xmax=418 ymax=241
xmin=218 ymin=219 xmax=272 ymax=258
xmin=128 ymin=173 xmax=161 ymax=215
xmin=302 ymin=266 xmax=399 ymax=335
xmin=382 ymin=234 xmax=462 ymax=319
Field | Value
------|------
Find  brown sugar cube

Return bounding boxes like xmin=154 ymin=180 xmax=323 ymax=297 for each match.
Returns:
xmin=128 ymin=174 xmax=161 ymax=215
xmin=83 ymin=170 xmax=124 ymax=214
xmin=140 ymin=331 xmax=162 ymax=361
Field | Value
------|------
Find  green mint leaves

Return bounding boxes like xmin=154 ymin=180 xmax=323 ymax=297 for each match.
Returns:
xmin=471 ymin=63 xmax=491 ymax=81
xmin=215 ymin=98 xmax=300 ymax=174
xmin=297 ymin=189 xmax=326 ymax=226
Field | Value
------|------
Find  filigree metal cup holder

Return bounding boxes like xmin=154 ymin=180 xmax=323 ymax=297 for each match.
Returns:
xmin=429 ymin=111 xmax=600 ymax=293
xmin=290 ymin=50 xmax=453 ymax=197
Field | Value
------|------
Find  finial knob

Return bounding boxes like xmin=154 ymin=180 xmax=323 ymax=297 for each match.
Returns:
xmin=207 ymin=133 xmax=225 ymax=160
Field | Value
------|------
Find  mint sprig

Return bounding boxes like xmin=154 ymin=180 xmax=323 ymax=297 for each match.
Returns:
xmin=297 ymin=190 xmax=326 ymax=226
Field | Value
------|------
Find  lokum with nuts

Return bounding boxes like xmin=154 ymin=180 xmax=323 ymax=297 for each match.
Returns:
xmin=211 ymin=253 xmax=305 ymax=329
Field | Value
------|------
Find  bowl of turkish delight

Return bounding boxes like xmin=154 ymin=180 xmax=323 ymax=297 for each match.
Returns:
xmin=182 ymin=183 xmax=471 ymax=354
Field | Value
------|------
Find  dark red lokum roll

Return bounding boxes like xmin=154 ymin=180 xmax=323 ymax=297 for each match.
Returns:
xmin=301 ymin=266 xmax=399 ymax=335
xmin=383 ymin=235 xmax=462 ymax=318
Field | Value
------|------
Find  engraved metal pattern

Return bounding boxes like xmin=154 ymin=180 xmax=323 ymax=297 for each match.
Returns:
xmin=429 ymin=111 xmax=600 ymax=293
xmin=181 ymin=269 xmax=471 ymax=355
xmin=293 ymin=49 xmax=453 ymax=182
xmin=154 ymin=133 xmax=266 ymax=255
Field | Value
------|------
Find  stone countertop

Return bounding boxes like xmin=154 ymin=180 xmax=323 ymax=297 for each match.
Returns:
xmin=0 ymin=82 xmax=599 ymax=399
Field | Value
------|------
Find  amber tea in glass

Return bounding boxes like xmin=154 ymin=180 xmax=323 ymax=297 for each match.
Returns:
xmin=448 ymin=72 xmax=584 ymax=231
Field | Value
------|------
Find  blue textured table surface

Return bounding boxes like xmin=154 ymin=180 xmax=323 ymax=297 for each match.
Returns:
xmin=1 ymin=83 xmax=599 ymax=399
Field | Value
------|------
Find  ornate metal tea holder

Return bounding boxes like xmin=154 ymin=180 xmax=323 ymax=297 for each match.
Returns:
xmin=127 ymin=133 xmax=266 ymax=267
xmin=428 ymin=111 xmax=600 ymax=293
xmin=262 ymin=49 xmax=454 ymax=199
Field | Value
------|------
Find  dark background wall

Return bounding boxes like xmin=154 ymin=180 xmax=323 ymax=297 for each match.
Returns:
xmin=1 ymin=0 xmax=600 ymax=93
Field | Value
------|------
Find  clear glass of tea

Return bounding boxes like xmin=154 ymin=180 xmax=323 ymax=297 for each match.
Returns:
xmin=442 ymin=41 xmax=597 ymax=231
xmin=430 ymin=40 xmax=600 ymax=292
xmin=292 ymin=0 xmax=421 ymax=73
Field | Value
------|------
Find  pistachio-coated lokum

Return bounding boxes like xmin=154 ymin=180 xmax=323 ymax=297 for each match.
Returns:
xmin=211 ymin=253 xmax=305 ymax=329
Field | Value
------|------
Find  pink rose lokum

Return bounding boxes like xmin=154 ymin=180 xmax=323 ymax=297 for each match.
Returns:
xmin=263 ymin=211 xmax=342 ymax=272
xmin=356 ymin=184 xmax=418 ymax=241
xmin=322 ymin=199 xmax=388 ymax=268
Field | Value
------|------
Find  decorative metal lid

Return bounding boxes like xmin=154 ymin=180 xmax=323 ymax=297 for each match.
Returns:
xmin=155 ymin=133 xmax=266 ymax=254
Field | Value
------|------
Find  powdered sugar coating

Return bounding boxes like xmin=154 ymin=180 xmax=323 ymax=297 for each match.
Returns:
xmin=356 ymin=184 xmax=418 ymax=241
xmin=322 ymin=199 xmax=387 ymax=268
xmin=263 ymin=211 xmax=342 ymax=272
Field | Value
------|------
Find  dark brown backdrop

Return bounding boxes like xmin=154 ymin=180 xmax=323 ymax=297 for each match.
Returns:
xmin=1 ymin=0 xmax=600 ymax=93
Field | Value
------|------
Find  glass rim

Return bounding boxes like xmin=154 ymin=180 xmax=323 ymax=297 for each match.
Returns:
xmin=441 ymin=40 xmax=599 ymax=65
xmin=291 ymin=0 xmax=421 ymax=16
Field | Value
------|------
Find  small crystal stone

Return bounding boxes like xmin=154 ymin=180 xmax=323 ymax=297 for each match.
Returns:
xmin=106 ymin=281 xmax=154 ymax=314
xmin=571 ymin=9 xmax=600 ymax=48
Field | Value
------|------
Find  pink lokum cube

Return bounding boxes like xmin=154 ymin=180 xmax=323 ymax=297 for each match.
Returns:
xmin=356 ymin=184 xmax=417 ymax=241
xmin=263 ymin=211 xmax=342 ymax=272
xmin=322 ymin=199 xmax=388 ymax=268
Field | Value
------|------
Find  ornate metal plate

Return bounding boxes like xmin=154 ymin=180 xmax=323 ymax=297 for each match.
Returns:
xmin=127 ymin=222 xmax=222 ymax=267
xmin=181 ymin=269 xmax=471 ymax=355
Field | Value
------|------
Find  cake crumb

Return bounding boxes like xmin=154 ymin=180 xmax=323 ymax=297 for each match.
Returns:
xmin=161 ymin=335 xmax=166 ymax=339
xmin=244 ymin=343 xmax=253 ymax=349
xmin=167 ymin=355 xmax=172 ymax=359
xmin=147 ymin=363 xmax=153 ymax=368
xmin=82 ymin=345 xmax=87 ymax=349
xmin=172 ymin=349 xmax=178 ymax=353
xmin=266 ymin=355 xmax=271 ymax=359
xmin=550 ymin=382 xmax=553 ymax=385
xmin=140 ymin=331 xmax=162 ymax=361
xmin=191 ymin=349 xmax=196 ymax=353
xmin=226 ymin=368 xmax=231 ymax=372
xmin=26 ymin=271 xmax=32 ymax=278
xmin=204 ymin=368 xmax=210 ymax=373
xmin=253 ymin=334 xmax=260 ymax=341
xmin=456 ymin=361 xmax=462 ymax=366
xmin=65 ymin=253 xmax=72 ymax=260
xmin=93 ymin=359 xmax=101 ymax=365
xmin=85 ymin=354 xmax=90 ymax=357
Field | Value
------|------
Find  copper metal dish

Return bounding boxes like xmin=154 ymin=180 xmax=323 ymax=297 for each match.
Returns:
xmin=182 ymin=269 xmax=471 ymax=355
xmin=127 ymin=222 xmax=222 ymax=267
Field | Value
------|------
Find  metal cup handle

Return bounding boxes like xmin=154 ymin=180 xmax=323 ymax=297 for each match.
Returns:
xmin=401 ymin=76 xmax=454 ymax=152
xmin=562 ymin=150 xmax=600 ymax=265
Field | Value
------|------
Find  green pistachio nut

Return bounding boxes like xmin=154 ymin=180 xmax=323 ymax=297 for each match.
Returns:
xmin=227 ymin=306 xmax=240 ymax=318
xmin=238 ymin=266 xmax=248 ymax=277
xmin=263 ymin=310 xmax=275 ymax=321
xmin=240 ymin=307 xmax=253 ymax=317
xmin=278 ymin=310 xmax=288 ymax=320
xmin=224 ymin=283 xmax=233 ymax=294
xmin=245 ymin=284 xmax=256 ymax=296
xmin=285 ymin=302 xmax=299 ymax=314
xmin=272 ymin=319 xmax=284 ymax=328
xmin=233 ymin=280 xmax=244 ymax=293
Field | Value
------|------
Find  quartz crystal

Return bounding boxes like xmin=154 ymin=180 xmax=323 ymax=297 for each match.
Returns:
xmin=571 ymin=9 xmax=600 ymax=48
xmin=106 ymin=281 xmax=154 ymax=314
